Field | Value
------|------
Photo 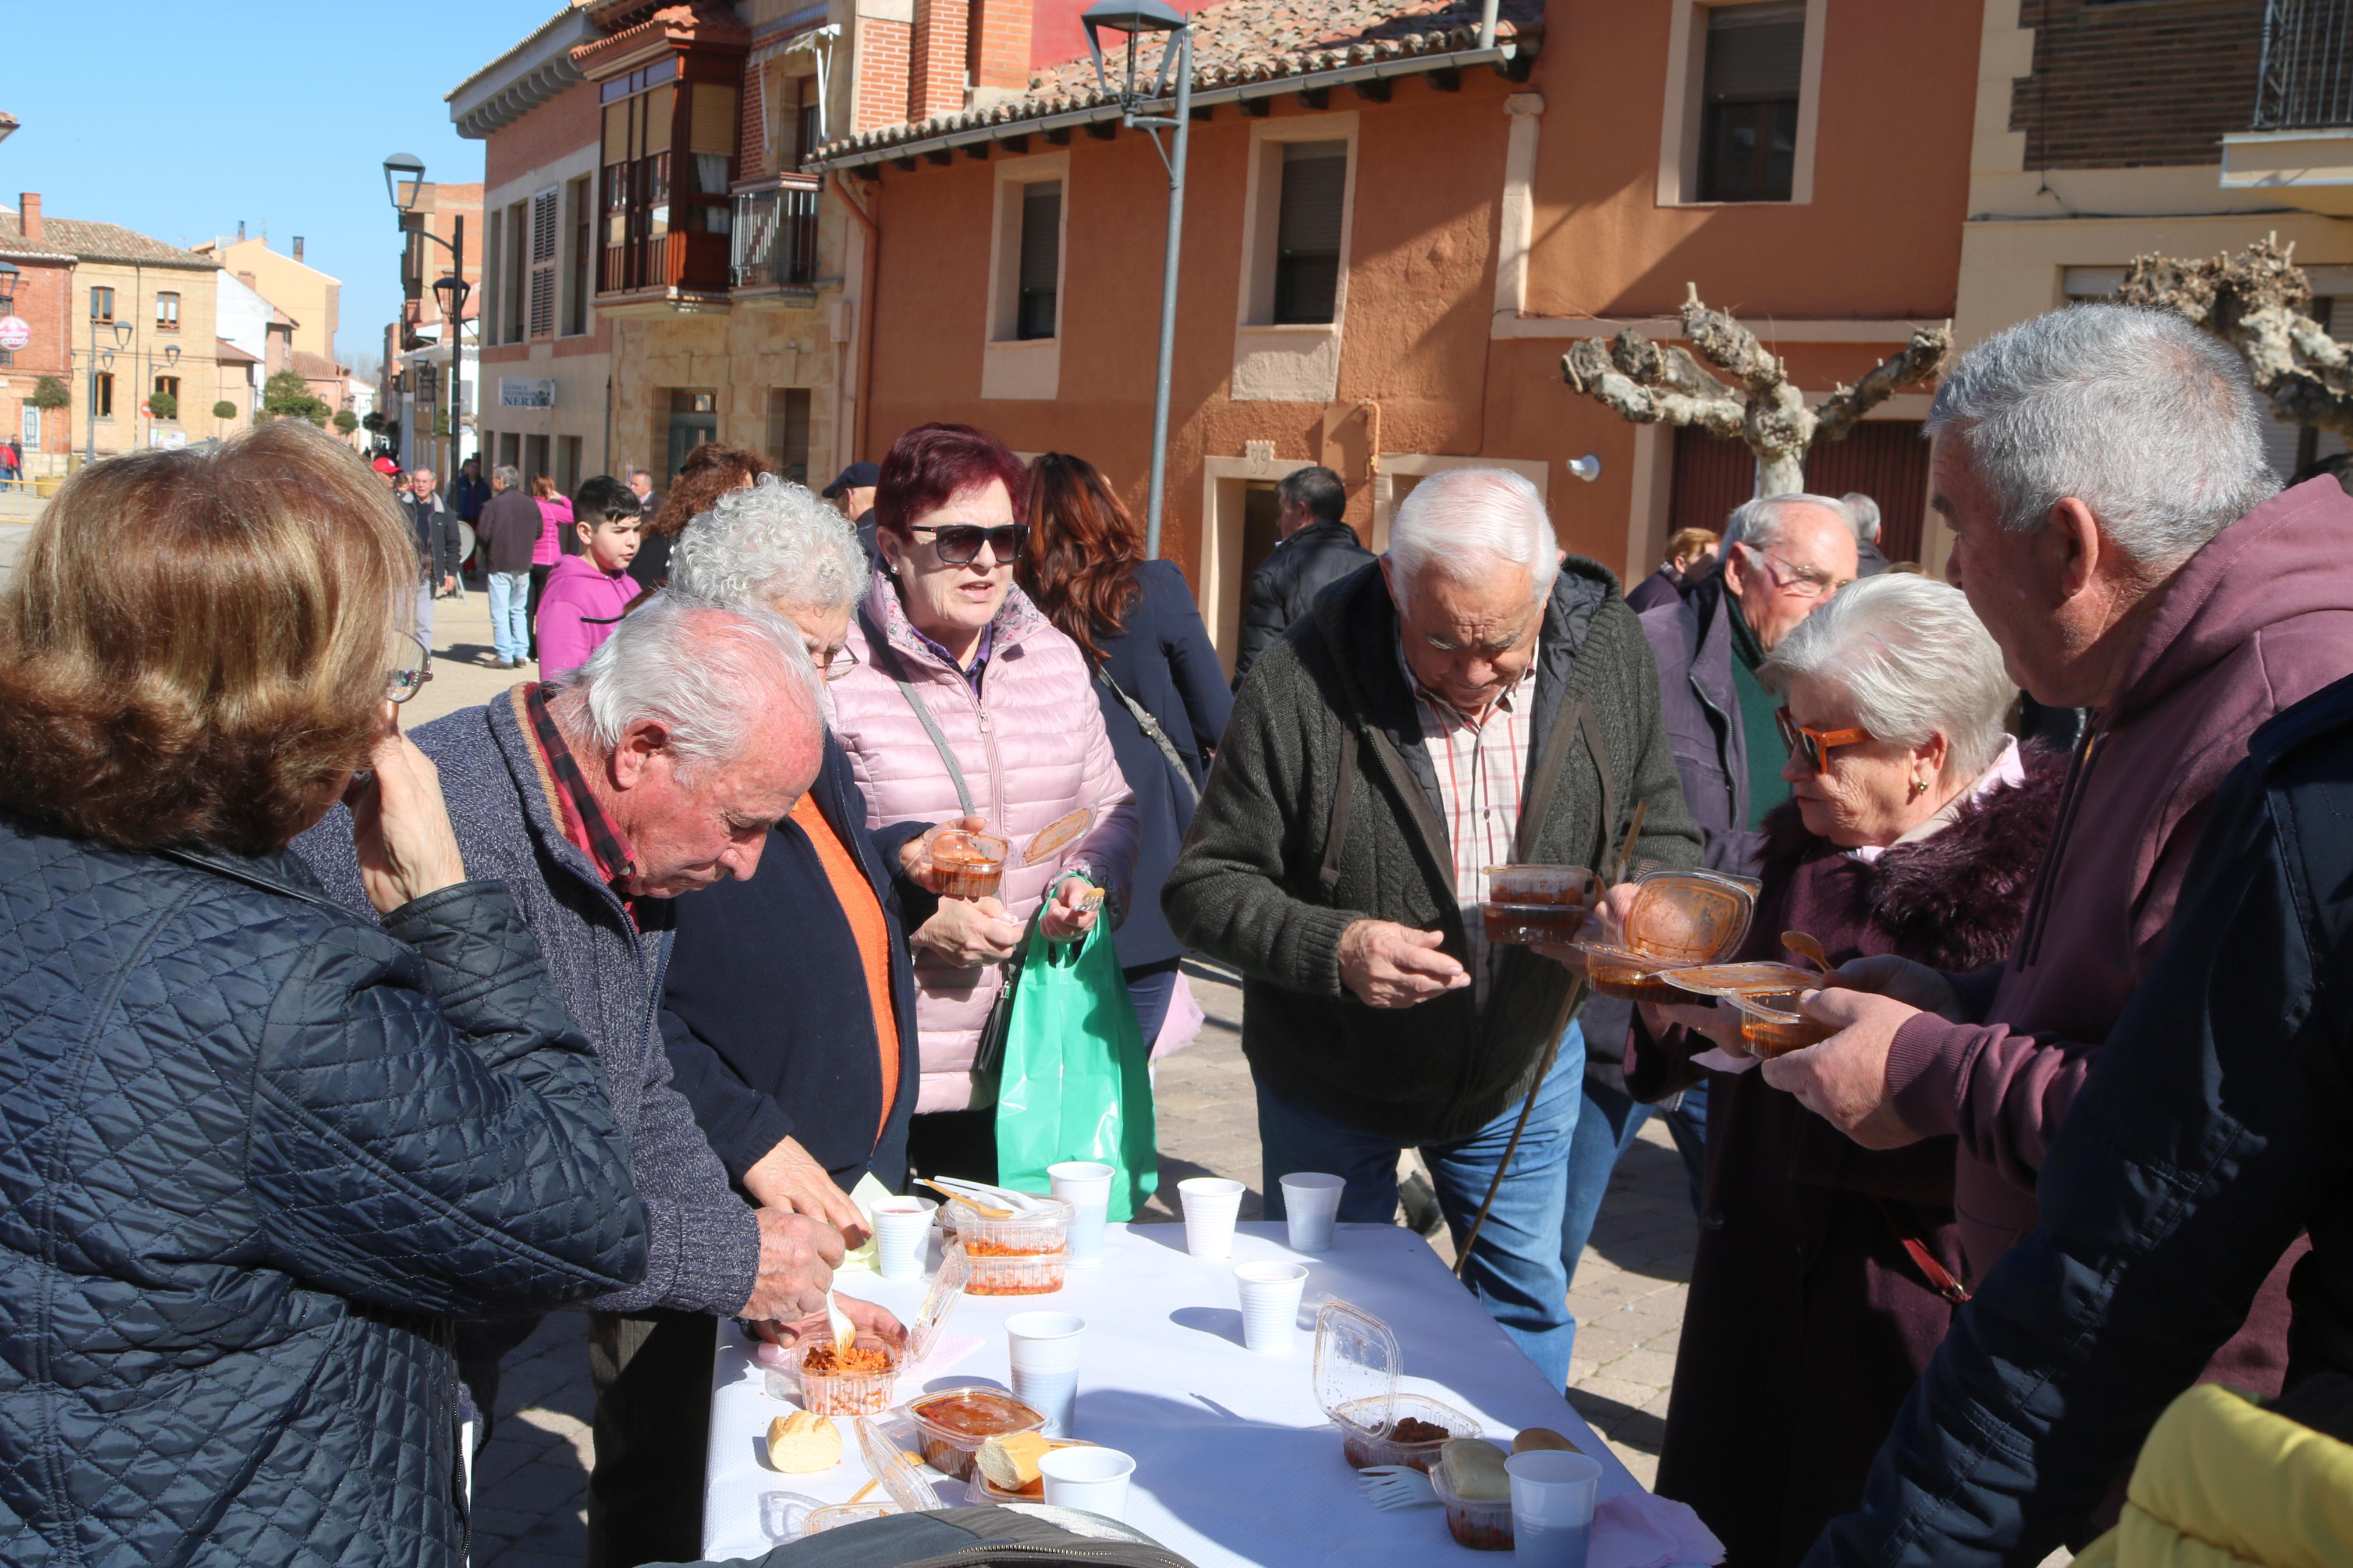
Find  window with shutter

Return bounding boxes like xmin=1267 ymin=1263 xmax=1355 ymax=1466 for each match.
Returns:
xmin=1273 ymin=141 xmax=1347 ymax=325
xmin=1697 ymin=2 xmax=1804 ymax=203
xmin=1016 ymin=182 xmax=1061 ymax=341
xmin=528 ymin=187 xmax=559 ymax=339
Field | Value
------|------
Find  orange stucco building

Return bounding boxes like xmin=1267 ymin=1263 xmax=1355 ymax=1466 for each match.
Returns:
xmin=813 ymin=0 xmax=1982 ymax=666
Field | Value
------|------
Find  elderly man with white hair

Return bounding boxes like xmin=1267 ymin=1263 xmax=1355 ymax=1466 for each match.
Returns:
xmin=1167 ymin=466 xmax=1699 ymax=1387
xmin=1778 ymin=303 xmax=2353 ymax=1566
xmin=298 ymin=595 xmax=900 ymax=1567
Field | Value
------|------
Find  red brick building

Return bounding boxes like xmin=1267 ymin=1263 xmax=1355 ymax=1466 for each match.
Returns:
xmin=0 ymin=198 xmax=75 ymax=467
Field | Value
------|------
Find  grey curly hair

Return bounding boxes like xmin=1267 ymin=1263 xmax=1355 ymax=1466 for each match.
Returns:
xmin=668 ymin=474 xmax=870 ymax=614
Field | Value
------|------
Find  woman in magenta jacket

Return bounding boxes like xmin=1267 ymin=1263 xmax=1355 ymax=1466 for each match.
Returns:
xmin=526 ymin=474 xmax=573 ymax=662
xmin=824 ymin=423 xmax=1140 ymax=1182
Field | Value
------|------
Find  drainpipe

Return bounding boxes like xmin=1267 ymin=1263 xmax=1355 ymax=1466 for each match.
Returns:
xmin=1478 ymin=0 xmax=1498 ymax=52
xmin=832 ymin=172 xmax=879 ymax=461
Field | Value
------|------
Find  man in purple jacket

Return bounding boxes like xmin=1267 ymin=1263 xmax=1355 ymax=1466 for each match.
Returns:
xmin=1770 ymin=304 xmax=2353 ymax=1505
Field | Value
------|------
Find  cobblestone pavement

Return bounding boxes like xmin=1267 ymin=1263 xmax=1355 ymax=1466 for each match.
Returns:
xmin=469 ymin=963 xmax=1699 ymax=1564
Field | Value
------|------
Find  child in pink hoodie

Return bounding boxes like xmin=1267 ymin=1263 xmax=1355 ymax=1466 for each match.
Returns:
xmin=535 ymin=476 xmax=643 ymax=683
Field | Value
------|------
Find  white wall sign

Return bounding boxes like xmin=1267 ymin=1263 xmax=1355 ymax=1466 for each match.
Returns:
xmin=500 ymin=377 xmax=556 ymax=409
xmin=0 ymin=317 xmax=29 ymax=352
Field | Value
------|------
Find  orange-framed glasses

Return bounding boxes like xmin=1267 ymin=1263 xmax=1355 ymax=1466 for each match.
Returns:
xmin=1776 ymin=707 xmax=1871 ymax=774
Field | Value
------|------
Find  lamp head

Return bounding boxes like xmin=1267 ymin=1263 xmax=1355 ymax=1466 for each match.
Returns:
xmin=432 ymin=273 xmax=471 ymax=324
xmin=384 ymin=152 xmax=427 ymax=214
xmin=111 ymin=321 xmax=133 ymax=350
xmin=1081 ymin=0 xmax=1187 ymax=104
xmin=163 ymin=343 xmax=180 ymax=367
xmin=0 ymin=258 xmax=17 ymax=312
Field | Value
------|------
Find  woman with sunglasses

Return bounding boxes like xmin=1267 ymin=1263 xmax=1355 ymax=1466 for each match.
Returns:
xmin=826 ymin=422 xmax=1140 ymax=1183
xmin=1620 ymin=574 xmax=2067 ymax=1567
xmin=0 ymin=424 xmax=647 ymax=1567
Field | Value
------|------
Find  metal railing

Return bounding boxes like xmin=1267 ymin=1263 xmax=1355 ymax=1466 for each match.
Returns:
xmin=732 ymin=176 xmax=822 ymax=290
xmin=2255 ymin=0 xmax=2353 ymax=130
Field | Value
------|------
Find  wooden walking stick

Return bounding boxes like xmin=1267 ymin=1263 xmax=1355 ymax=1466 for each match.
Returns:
xmin=1452 ymin=802 xmax=1646 ymax=1279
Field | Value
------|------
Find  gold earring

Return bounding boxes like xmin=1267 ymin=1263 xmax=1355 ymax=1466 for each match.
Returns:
xmin=1910 ymin=778 xmax=1929 ymax=798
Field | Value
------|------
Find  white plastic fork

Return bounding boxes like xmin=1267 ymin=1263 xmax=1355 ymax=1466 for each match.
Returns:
xmin=1357 ymin=1464 xmax=1440 ymax=1511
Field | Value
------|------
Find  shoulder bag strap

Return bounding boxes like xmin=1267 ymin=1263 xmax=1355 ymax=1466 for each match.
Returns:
xmin=1320 ymin=728 xmax=1360 ymax=896
xmin=1095 ymin=665 xmax=1199 ymax=812
xmin=861 ymin=606 xmax=977 ymax=819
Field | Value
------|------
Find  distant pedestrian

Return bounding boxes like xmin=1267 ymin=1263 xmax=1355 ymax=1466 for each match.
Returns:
xmin=475 ymin=464 xmax=541 ymax=668
xmin=0 ymin=441 xmax=16 ymax=482
xmin=454 ymin=455 xmax=489 ymax=523
xmin=1843 ymin=491 xmax=1892 ymax=578
xmin=1626 ymin=527 xmax=1720 ymax=613
xmin=630 ymin=467 xmax=661 ymax=528
xmin=537 ymin=477 xmax=642 ymax=684
xmin=634 ymin=443 xmax=771 ymax=592
xmin=6 ymin=438 xmax=22 ymax=479
xmin=527 ymin=474 xmax=573 ymax=660
xmin=1021 ymin=451 xmax=1232 ymax=1053
xmin=404 ymin=465 xmax=459 ymax=646
xmin=1230 ymin=464 xmax=1373 ymax=685
xmin=824 ymin=460 xmax=881 ymax=557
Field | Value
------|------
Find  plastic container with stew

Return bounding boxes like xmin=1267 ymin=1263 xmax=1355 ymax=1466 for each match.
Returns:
xmin=904 ymin=1387 xmax=1049 ymax=1482
xmin=1480 ymin=864 xmax=1599 ymax=947
xmin=1576 ymin=869 xmax=1760 ymax=1000
xmin=927 ymin=830 xmax=1010 ymax=899
xmin=1731 ymin=993 xmax=1836 ymax=1057
xmin=1312 ymin=1299 xmax=1484 ymax=1472
xmin=1431 ymin=1445 xmax=1516 ymax=1551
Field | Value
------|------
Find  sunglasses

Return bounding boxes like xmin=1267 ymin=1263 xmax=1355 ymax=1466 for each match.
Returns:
xmin=1775 ymin=707 xmax=1871 ymax=774
xmin=386 ymin=642 xmax=434 ymax=705
xmin=909 ymin=522 xmax=1028 ymax=566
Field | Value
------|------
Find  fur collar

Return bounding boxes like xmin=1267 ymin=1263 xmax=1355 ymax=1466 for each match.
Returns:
xmin=1758 ymin=743 xmax=2071 ymax=973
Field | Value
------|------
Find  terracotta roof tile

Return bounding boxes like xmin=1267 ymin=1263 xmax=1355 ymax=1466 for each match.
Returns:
xmin=818 ymin=0 xmax=1539 ymax=161
xmin=0 ymin=211 xmax=218 ymax=271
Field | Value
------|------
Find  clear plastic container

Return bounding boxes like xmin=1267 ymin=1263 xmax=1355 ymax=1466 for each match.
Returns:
xmin=805 ymin=1501 xmax=899 ymax=1535
xmin=1021 ymin=808 xmax=1094 ymax=867
xmin=1661 ymin=961 xmax=1817 ymax=1002
xmin=906 ymin=1387 xmax=1048 ymax=1482
xmin=1731 ymin=993 xmax=1834 ymax=1057
xmin=950 ymin=1195 xmax=1071 ymax=1296
xmin=907 ymin=1241 xmax=970 ymax=1361
xmin=856 ymin=1411 xmax=946 ymax=1512
xmin=1481 ymin=865 xmax=1598 ymax=947
xmin=1312 ymin=1299 xmax=1485 ymax=1471
xmin=786 ymin=1336 xmax=900 ymax=1418
xmin=1578 ymin=868 xmax=1761 ymax=999
xmin=927 ymin=830 xmax=1009 ymax=899
xmin=964 ymin=1438 xmax=1096 ymax=1503
xmin=1481 ymin=903 xmax=1594 ymax=946
xmin=1431 ymin=1449 xmax=1516 ymax=1551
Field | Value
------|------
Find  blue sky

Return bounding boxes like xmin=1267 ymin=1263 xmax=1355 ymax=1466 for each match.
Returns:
xmin=1 ymin=0 xmax=567 ymax=367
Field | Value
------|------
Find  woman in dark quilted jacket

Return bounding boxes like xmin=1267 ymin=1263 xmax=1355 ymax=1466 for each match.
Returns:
xmin=0 ymin=424 xmax=650 ymax=1568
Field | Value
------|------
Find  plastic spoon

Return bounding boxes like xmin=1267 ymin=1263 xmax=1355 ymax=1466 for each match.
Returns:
xmin=826 ymin=1289 xmax=854 ymax=1355
xmin=918 ymin=1178 xmax=1012 ymax=1219
xmin=1783 ymin=931 xmax=1831 ymax=975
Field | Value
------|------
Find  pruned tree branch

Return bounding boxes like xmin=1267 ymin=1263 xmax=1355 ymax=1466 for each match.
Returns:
xmin=1560 ymin=284 xmax=1953 ymax=498
xmin=2118 ymin=234 xmax=2353 ymax=444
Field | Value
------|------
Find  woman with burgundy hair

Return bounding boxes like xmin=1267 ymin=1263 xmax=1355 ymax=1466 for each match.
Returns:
xmin=628 ymin=441 xmax=773 ymax=592
xmin=825 ymin=422 xmax=1140 ymax=1181
xmin=1019 ymin=451 xmax=1230 ymax=1053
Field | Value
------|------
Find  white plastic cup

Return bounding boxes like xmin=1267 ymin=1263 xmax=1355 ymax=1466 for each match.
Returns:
xmin=1006 ymin=1311 xmax=1085 ymax=1437
xmin=1507 ymin=1449 xmax=1601 ymax=1567
xmin=1048 ymin=1160 xmax=1115 ymax=1268
xmin=1233 ymin=1260 xmax=1309 ymax=1355
xmin=1178 ymin=1176 xmax=1245 ymax=1260
xmin=1278 ymin=1172 xmax=1344 ymax=1253
xmin=1037 ymin=1445 xmax=1135 ymax=1521
xmin=871 ymin=1196 xmax=936 ymax=1282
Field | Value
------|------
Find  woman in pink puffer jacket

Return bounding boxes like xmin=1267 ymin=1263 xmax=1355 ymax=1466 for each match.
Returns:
xmin=824 ymin=423 xmax=1139 ymax=1180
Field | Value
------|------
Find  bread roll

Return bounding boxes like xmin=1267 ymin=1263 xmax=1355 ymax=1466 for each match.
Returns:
xmin=1513 ymin=1427 xmax=1581 ymax=1455
xmin=765 ymin=1409 xmax=843 ymax=1473
xmin=1441 ymin=1438 xmax=1511 ymax=1501
xmin=976 ymin=1431 xmax=1053 ymax=1492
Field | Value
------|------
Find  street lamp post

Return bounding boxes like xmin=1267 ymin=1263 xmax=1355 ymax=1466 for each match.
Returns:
xmin=86 ymin=313 xmax=130 ymax=464
xmin=1083 ymin=0 xmax=1193 ymax=560
xmin=384 ymin=154 xmax=468 ymax=484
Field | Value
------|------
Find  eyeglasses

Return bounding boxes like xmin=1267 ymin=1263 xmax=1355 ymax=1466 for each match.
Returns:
xmin=1776 ymin=707 xmax=1871 ymax=774
xmin=909 ymin=522 xmax=1028 ymax=566
xmin=818 ymin=642 xmax=860 ymax=684
xmin=1742 ymin=544 xmax=1852 ymax=600
xmin=386 ymin=643 xmax=434 ymax=705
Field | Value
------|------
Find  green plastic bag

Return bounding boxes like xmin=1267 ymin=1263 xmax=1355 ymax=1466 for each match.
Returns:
xmin=993 ymin=919 xmax=1159 ymax=1222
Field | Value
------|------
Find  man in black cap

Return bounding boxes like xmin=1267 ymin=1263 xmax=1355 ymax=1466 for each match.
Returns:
xmin=822 ymin=461 xmax=880 ymax=558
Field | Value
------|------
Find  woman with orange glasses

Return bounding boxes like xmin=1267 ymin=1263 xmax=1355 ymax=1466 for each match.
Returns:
xmin=1623 ymin=575 xmax=2068 ymax=1566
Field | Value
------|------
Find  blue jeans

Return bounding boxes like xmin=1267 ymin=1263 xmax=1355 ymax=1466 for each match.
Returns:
xmin=488 ymin=570 xmax=530 ymax=663
xmin=1256 ymin=1024 xmax=1585 ymax=1389
xmin=1560 ymin=1076 xmax=1709 ymax=1292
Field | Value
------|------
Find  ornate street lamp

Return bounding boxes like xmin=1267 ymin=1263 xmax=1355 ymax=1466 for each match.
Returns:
xmin=1082 ymin=0 xmax=1193 ymax=559
xmin=384 ymin=152 xmax=466 ymax=478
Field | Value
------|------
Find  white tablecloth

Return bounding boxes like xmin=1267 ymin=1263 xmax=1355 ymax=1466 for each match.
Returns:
xmin=704 ymin=1221 xmax=1646 ymax=1565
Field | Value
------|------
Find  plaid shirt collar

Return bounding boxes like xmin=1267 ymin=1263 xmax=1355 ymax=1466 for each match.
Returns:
xmin=1393 ymin=638 xmax=1539 ymax=730
xmin=521 ymin=683 xmax=639 ymax=891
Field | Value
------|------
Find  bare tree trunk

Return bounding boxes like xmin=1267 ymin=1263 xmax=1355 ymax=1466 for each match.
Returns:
xmin=2120 ymin=236 xmax=2353 ymax=443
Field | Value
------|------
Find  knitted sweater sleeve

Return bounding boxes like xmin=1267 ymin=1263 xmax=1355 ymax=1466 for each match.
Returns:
xmin=1162 ymin=651 xmax=1364 ymax=997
